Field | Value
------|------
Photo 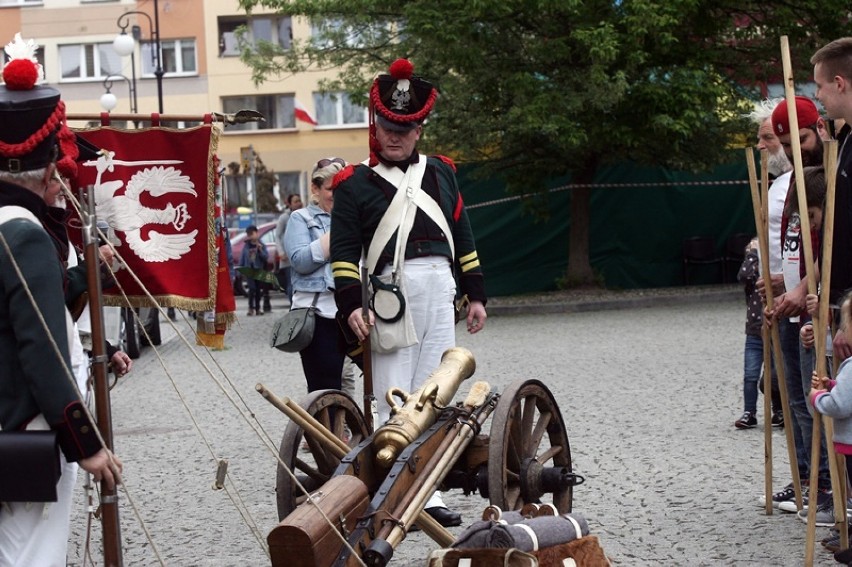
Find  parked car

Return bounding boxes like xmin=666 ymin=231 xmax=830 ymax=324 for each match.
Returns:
xmin=230 ymin=221 xmax=280 ymax=296
xmin=224 ymin=212 xmax=280 ymax=231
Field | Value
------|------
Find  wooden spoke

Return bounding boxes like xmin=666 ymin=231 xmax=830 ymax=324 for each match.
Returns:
xmin=529 ymin=410 xmax=552 ymax=451
xmin=293 ymin=457 xmax=329 ymax=485
xmin=536 ymin=445 xmax=563 ymax=465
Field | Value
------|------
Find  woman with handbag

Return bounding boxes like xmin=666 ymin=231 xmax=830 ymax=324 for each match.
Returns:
xmin=283 ymin=157 xmax=347 ymax=392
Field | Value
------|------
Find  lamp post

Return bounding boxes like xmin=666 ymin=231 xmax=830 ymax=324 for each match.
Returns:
xmin=113 ymin=0 xmax=163 ymax=113
xmin=100 ymin=75 xmax=137 ymax=113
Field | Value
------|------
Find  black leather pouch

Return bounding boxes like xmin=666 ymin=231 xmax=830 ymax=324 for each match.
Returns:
xmin=0 ymin=430 xmax=61 ymax=502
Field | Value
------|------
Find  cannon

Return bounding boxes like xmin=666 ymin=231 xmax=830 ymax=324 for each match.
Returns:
xmin=257 ymin=347 xmax=583 ymax=566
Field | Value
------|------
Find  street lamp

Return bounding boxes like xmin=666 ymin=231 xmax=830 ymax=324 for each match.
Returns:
xmin=100 ymin=75 xmax=137 ymax=113
xmin=113 ymin=0 xmax=163 ymax=113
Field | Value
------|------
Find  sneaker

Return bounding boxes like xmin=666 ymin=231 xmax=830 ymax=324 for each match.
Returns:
xmin=797 ymin=492 xmax=846 ymax=527
xmin=760 ymin=483 xmax=802 ymax=509
xmin=778 ymin=497 xmax=807 ymax=513
xmin=823 ymin=530 xmax=845 ymax=553
xmin=771 ymin=411 xmax=784 ymax=428
xmin=735 ymin=411 xmax=757 ymax=429
xmin=786 ymin=495 xmax=852 ymax=514
xmin=247 ymin=310 xmax=255 ymax=316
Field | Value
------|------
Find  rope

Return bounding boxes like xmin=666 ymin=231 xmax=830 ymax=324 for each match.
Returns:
xmin=61 ymin=185 xmax=367 ymax=564
xmin=63 ymin=186 xmax=273 ymax=555
xmin=466 ymin=178 xmax=756 ymax=209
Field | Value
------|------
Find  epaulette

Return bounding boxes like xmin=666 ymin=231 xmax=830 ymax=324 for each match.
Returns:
xmin=434 ymin=155 xmax=457 ymax=172
xmin=331 ymin=164 xmax=356 ymax=190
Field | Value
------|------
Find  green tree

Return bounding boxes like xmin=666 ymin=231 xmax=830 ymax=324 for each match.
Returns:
xmin=254 ymin=155 xmax=279 ymax=213
xmin=238 ymin=0 xmax=849 ymax=286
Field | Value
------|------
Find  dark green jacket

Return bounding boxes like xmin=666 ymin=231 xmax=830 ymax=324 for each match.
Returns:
xmin=0 ymin=182 xmax=102 ymax=462
xmin=330 ymin=153 xmax=486 ymax=322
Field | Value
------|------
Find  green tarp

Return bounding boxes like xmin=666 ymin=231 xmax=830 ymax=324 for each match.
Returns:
xmin=459 ymin=156 xmax=754 ymax=296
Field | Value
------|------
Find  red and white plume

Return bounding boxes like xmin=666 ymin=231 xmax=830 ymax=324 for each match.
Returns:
xmin=3 ymin=33 xmax=44 ymax=90
xmin=294 ymin=98 xmax=318 ymax=126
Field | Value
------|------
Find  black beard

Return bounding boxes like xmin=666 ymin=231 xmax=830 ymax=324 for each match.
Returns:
xmin=801 ymin=142 xmax=824 ymax=168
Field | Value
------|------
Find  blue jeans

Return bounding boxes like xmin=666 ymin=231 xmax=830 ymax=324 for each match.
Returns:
xmin=800 ymin=340 xmax=832 ymax=489
xmin=743 ymin=334 xmax=763 ymax=414
xmin=779 ymin=318 xmax=808 ymax=481
xmin=247 ymin=279 xmax=262 ymax=312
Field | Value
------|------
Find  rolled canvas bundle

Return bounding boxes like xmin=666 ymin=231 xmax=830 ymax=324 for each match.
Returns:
xmin=453 ymin=513 xmax=589 ymax=552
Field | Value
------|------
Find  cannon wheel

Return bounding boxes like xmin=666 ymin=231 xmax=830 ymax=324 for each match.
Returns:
xmin=488 ymin=379 xmax=573 ymax=513
xmin=275 ymin=389 xmax=369 ymax=520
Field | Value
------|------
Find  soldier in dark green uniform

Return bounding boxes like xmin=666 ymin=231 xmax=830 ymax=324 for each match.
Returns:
xmin=330 ymin=58 xmax=487 ymax=527
xmin=0 ymin=33 xmax=122 ymax=564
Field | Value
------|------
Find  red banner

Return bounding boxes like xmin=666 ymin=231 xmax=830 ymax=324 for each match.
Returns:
xmin=73 ymin=125 xmax=219 ymax=310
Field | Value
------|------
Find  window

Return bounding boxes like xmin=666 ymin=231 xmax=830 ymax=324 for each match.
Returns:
xmin=0 ymin=0 xmax=42 ymax=6
xmin=310 ymin=18 xmax=388 ymax=48
xmin=141 ymin=39 xmax=196 ymax=76
xmin=313 ymin=92 xmax=367 ymax=127
xmin=59 ymin=43 xmax=121 ymax=81
xmin=218 ymin=15 xmax=291 ymax=57
xmin=276 ymin=172 xmax=300 ymax=204
xmin=222 ymin=94 xmax=295 ymax=131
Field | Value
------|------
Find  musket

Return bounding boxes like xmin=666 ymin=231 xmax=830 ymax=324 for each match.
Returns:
xmin=81 ymin=186 xmax=124 ymax=566
xmin=361 ymin=266 xmax=377 ymax=432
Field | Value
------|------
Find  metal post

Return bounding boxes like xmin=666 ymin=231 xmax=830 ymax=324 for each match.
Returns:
xmin=249 ymin=145 xmax=258 ymax=226
xmin=115 ymin=2 xmax=163 ymax=113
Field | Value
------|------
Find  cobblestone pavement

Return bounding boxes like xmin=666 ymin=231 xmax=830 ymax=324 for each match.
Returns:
xmin=66 ymin=288 xmax=841 ymax=566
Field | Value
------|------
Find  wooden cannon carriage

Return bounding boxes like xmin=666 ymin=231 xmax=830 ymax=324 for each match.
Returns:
xmin=257 ymin=347 xmax=583 ymax=566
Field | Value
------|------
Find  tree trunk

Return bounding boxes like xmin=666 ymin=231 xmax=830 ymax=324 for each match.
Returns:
xmin=565 ymin=161 xmax=598 ymax=287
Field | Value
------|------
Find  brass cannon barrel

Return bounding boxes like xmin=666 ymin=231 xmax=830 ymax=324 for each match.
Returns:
xmin=372 ymin=347 xmax=476 ymax=468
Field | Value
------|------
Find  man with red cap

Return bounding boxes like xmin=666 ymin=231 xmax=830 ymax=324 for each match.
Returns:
xmin=760 ymin=96 xmax=833 ymax=520
xmin=0 ymin=33 xmax=122 ymax=564
xmin=330 ymin=58 xmax=487 ymax=527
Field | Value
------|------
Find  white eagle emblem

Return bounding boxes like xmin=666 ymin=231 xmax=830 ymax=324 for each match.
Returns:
xmin=90 ymin=151 xmax=198 ymax=263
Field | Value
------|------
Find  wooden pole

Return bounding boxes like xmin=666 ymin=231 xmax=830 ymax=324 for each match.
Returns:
xmin=759 ymin=150 xmax=774 ymax=515
xmin=81 ymin=188 xmax=123 ymax=566
xmin=780 ymin=35 xmax=841 ymax=565
xmin=819 ymin=140 xmax=844 ymax=545
xmin=66 ymin=111 xmax=264 ymax=126
xmin=255 ymin=385 xmax=348 ymax=459
xmin=361 ymin=266 xmax=376 ymax=433
xmin=745 ymin=148 xmax=801 ymax=514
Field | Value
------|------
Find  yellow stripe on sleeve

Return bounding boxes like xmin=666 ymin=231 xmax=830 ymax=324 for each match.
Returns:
xmin=460 ymin=258 xmax=481 ymax=272
xmin=458 ymin=251 xmax=478 ymax=264
xmin=331 ymin=261 xmax=361 ymax=280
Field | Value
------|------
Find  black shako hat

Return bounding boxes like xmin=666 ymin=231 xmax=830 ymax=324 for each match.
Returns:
xmin=368 ymin=58 xmax=438 ymax=165
xmin=0 ymin=33 xmax=80 ymax=177
xmin=370 ymin=58 xmax=437 ymax=131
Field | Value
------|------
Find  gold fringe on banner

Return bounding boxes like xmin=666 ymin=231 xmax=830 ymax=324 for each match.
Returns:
xmin=196 ymin=331 xmax=225 ymax=350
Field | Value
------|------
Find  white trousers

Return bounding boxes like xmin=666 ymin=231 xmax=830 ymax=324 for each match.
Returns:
xmin=372 ymin=257 xmax=456 ymax=509
xmin=0 ymin=313 xmax=87 ymax=567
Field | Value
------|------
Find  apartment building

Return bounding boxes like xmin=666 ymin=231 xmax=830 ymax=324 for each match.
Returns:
xmin=0 ymin=0 xmax=371 ymax=206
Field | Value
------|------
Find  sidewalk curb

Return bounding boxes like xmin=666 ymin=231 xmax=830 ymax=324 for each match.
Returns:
xmin=488 ymin=287 xmax=741 ymax=316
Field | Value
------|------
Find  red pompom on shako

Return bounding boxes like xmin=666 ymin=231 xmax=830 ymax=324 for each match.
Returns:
xmin=388 ymin=58 xmax=414 ymax=81
xmin=2 ymin=58 xmax=39 ymax=91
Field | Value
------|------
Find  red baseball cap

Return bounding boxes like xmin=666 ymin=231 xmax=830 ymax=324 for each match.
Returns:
xmin=771 ymin=96 xmax=820 ymax=135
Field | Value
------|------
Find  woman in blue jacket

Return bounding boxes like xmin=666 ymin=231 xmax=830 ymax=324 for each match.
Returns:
xmin=283 ymin=158 xmax=346 ymax=391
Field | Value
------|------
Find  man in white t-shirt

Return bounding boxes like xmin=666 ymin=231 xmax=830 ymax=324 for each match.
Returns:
xmin=764 ymin=97 xmax=833 ymax=519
